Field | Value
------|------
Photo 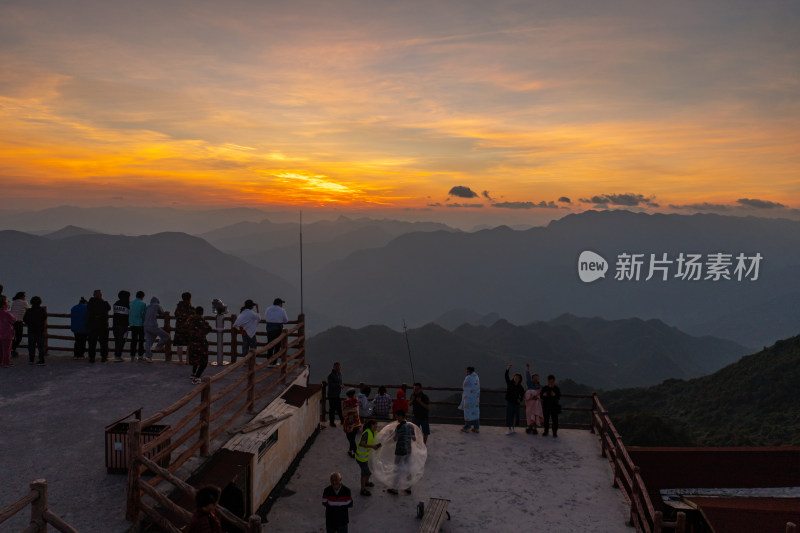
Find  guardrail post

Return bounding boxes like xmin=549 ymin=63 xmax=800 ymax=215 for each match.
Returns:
xmin=246 ymin=353 xmax=256 ymax=413
xmin=163 ymin=312 xmax=173 ymax=362
xmin=230 ymin=314 xmax=239 ymax=363
xmin=590 ymin=393 xmax=598 ymax=434
xmin=297 ymin=313 xmax=305 ymax=365
xmin=321 ymin=381 xmax=328 ymax=422
xmin=280 ymin=332 xmax=288 ymax=380
xmin=248 ymin=514 xmax=261 ymax=533
xmin=42 ymin=306 xmax=50 ymax=357
xmin=601 ymin=411 xmax=610 ymax=458
xmin=200 ymin=378 xmax=211 ymax=456
xmin=676 ymin=512 xmax=686 ymax=533
xmin=654 ymin=510 xmax=663 ymax=533
xmin=30 ymin=479 xmax=48 ymax=532
xmin=125 ymin=419 xmax=142 ymax=522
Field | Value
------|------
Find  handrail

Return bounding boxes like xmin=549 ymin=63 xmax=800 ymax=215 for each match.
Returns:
xmin=125 ymin=314 xmax=306 ymax=531
xmin=0 ymin=480 xmax=78 ymax=532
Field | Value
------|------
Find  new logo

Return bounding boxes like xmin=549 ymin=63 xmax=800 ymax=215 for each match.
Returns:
xmin=578 ymin=251 xmax=608 ymax=283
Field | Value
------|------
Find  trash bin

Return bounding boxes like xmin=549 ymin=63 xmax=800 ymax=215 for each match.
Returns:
xmin=105 ymin=408 xmax=171 ymax=474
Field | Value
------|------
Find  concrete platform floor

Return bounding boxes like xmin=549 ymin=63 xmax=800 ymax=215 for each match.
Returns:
xmin=265 ymin=422 xmax=632 ymax=533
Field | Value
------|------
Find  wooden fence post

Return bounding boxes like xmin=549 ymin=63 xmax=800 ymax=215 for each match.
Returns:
xmin=600 ymin=411 xmax=610 ymax=458
xmin=126 ymin=419 xmax=142 ymax=522
xmin=297 ymin=313 xmax=305 ymax=365
xmin=200 ymin=377 xmax=211 ymax=456
xmin=676 ymin=512 xmax=686 ymax=533
xmin=230 ymin=314 xmax=239 ymax=363
xmin=653 ymin=510 xmax=663 ymax=533
xmin=321 ymin=381 xmax=328 ymax=423
xmin=628 ymin=464 xmax=638 ymax=527
xmin=280 ymin=332 xmax=288 ymax=380
xmin=590 ymin=393 xmax=598 ymax=434
xmin=42 ymin=307 xmax=50 ymax=357
xmin=30 ymin=479 xmax=48 ymax=533
xmin=248 ymin=514 xmax=261 ymax=533
xmin=246 ymin=353 xmax=256 ymax=413
xmin=164 ymin=312 xmax=173 ymax=362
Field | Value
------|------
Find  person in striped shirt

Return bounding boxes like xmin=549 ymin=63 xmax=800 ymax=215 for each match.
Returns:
xmin=322 ymin=472 xmax=353 ymax=533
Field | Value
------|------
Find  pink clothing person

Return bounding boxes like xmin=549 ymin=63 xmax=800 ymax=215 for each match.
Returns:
xmin=524 ymin=388 xmax=544 ymax=433
xmin=0 ymin=297 xmax=17 ymax=367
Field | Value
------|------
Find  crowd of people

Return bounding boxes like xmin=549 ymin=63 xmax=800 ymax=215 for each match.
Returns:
xmin=0 ymin=284 xmax=289 ymax=384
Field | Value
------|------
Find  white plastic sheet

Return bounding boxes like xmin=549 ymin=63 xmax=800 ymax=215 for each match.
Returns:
xmin=368 ymin=421 xmax=428 ymax=490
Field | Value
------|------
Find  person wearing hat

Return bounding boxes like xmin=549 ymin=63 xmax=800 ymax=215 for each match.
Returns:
xmin=232 ymin=299 xmax=260 ymax=358
xmin=264 ymin=297 xmax=289 ymax=363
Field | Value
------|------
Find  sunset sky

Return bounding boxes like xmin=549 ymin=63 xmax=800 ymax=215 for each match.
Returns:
xmin=1 ymin=0 xmax=798 ymax=224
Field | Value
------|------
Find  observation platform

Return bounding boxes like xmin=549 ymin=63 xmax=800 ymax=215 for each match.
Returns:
xmin=266 ymin=423 xmax=631 ymax=532
xmin=1 ymin=354 xmax=629 ymax=532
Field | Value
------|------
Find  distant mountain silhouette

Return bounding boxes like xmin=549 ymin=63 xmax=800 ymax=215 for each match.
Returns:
xmin=44 ymin=225 xmax=100 ymax=239
xmin=603 ymin=334 xmax=800 ymax=446
xmin=306 ymin=211 xmax=800 ymax=346
xmin=433 ymin=309 xmax=501 ymax=330
xmin=0 ymin=231 xmax=304 ymax=320
xmin=200 ymin=215 xmax=457 ymax=282
xmin=0 ymin=206 xmax=281 ymax=235
xmin=307 ymin=316 xmax=749 ymax=390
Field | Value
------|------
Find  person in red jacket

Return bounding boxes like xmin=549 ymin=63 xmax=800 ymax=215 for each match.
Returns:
xmin=187 ymin=486 xmax=223 ymax=533
xmin=392 ymin=389 xmax=409 ymax=418
xmin=0 ymin=296 xmax=17 ymax=367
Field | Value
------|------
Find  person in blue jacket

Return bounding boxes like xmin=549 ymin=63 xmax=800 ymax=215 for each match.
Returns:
xmin=70 ymin=297 xmax=89 ymax=359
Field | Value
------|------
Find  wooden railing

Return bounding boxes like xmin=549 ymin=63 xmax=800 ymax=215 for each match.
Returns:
xmin=592 ymin=394 xmax=686 ymax=533
xmin=0 ymin=479 xmax=78 ymax=533
xmin=323 ymin=382 xmax=595 ymax=428
xmin=18 ymin=307 xmax=287 ymax=362
xmin=125 ymin=315 xmax=306 ymax=532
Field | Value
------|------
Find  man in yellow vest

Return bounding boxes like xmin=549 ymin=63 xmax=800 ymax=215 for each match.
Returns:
xmin=355 ymin=419 xmax=381 ymax=496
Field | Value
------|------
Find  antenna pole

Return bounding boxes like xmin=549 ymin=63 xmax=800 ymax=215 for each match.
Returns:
xmin=403 ymin=319 xmax=416 ymax=383
xmin=299 ymin=211 xmax=304 ymax=315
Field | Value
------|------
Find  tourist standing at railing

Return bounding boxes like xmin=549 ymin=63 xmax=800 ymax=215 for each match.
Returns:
xmin=188 ymin=306 xmax=212 ymax=384
xmin=524 ymin=363 xmax=543 ymax=434
xmin=233 ymin=299 xmax=260 ymax=358
xmin=327 ymin=362 xmax=344 ymax=427
xmin=393 ymin=389 xmax=408 ymax=418
xmin=459 ymin=366 xmax=480 ymax=433
xmin=410 ymin=382 xmax=431 ymax=444
xmin=541 ymin=374 xmax=561 ymax=438
xmin=358 ymin=386 xmax=373 ymax=418
xmin=86 ymin=289 xmax=110 ymax=363
xmin=0 ymin=295 xmax=17 ymax=367
xmin=373 ymin=386 xmax=392 ymax=419
xmin=112 ymin=290 xmax=130 ymax=363
xmin=23 ymin=295 xmax=47 ymax=365
xmin=173 ymin=292 xmax=193 ymax=366
xmin=144 ymin=296 xmax=169 ymax=362
xmin=342 ymin=388 xmax=362 ymax=458
xmin=129 ymin=291 xmax=146 ymax=361
xmin=264 ymin=297 xmax=288 ymax=363
xmin=504 ymin=365 xmax=525 ymax=435
xmin=9 ymin=292 xmax=28 ymax=359
xmin=322 ymin=472 xmax=353 ymax=533
xmin=70 ymin=297 xmax=88 ymax=359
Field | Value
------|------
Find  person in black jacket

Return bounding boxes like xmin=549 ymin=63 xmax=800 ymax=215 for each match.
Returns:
xmin=23 ymin=296 xmax=47 ymax=365
xmin=504 ymin=364 xmax=525 ymax=435
xmin=541 ymin=374 xmax=561 ymax=438
xmin=112 ymin=290 xmax=130 ymax=362
xmin=87 ymin=289 xmax=111 ymax=363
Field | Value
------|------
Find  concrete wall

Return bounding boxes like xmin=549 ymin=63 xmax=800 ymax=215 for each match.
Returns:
xmin=248 ymin=370 xmax=322 ymax=510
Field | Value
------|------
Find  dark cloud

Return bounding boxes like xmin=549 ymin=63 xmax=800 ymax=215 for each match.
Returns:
xmin=491 ymin=201 xmax=558 ymax=209
xmin=426 ymin=202 xmax=442 ymax=207
xmin=737 ymin=198 xmax=785 ymax=209
xmin=445 ymin=203 xmax=483 ymax=208
xmin=557 ymin=196 xmax=571 ymax=204
xmin=482 ymin=190 xmax=493 ymax=201
xmin=579 ymin=193 xmax=657 ymax=207
xmin=669 ymin=202 xmax=731 ymax=212
xmin=448 ymin=186 xmax=479 ymax=199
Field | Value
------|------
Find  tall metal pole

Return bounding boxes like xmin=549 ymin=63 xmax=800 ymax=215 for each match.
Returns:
xmin=403 ymin=319 xmax=416 ymax=383
xmin=299 ymin=211 xmax=304 ymax=315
